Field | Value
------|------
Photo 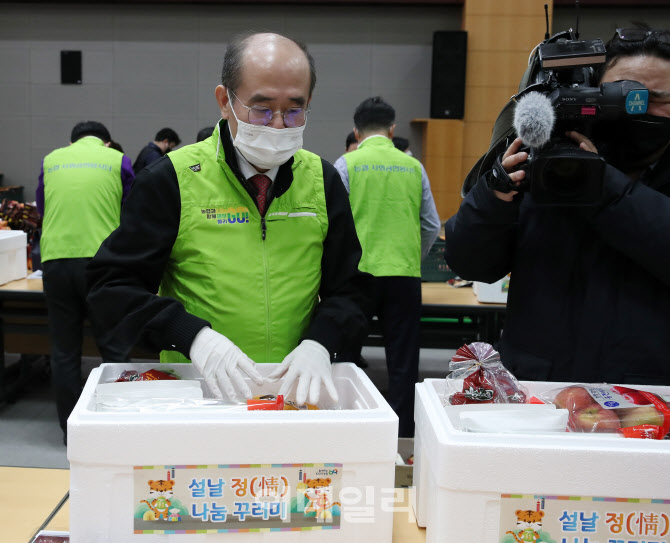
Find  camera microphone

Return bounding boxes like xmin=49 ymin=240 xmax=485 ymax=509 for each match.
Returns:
xmin=514 ymin=91 xmax=555 ymax=148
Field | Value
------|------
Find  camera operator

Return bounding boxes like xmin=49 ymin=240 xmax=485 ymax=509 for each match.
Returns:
xmin=444 ymin=26 xmax=670 ymax=385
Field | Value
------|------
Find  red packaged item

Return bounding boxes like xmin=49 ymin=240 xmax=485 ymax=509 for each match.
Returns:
xmin=115 ymin=368 xmax=179 ymax=382
xmin=446 ymin=342 xmax=526 ymax=405
xmin=540 ymin=384 xmax=670 ymax=439
xmin=246 ymin=394 xmax=319 ymax=411
xmin=247 ymin=395 xmax=285 ymax=411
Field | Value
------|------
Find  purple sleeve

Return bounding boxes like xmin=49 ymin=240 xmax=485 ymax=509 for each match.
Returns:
xmin=120 ymin=154 xmax=135 ymax=204
xmin=36 ymin=162 xmax=45 ymax=216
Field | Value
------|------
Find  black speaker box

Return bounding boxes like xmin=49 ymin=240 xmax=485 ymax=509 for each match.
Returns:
xmin=430 ymin=31 xmax=467 ymax=119
xmin=61 ymin=50 xmax=82 ymax=85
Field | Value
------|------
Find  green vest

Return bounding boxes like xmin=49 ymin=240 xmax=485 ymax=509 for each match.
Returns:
xmin=346 ymin=136 xmax=423 ymax=277
xmin=41 ymin=137 xmax=123 ymax=262
xmin=160 ymin=124 xmax=328 ymax=363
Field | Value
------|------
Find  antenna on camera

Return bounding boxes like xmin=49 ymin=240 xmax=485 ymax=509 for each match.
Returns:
xmin=544 ymin=4 xmax=550 ymax=40
xmin=575 ymin=0 xmax=581 ymax=39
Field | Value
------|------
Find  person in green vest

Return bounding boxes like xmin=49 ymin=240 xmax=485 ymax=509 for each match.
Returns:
xmin=37 ymin=120 xmax=135 ymax=444
xmin=333 ymin=97 xmax=440 ymax=436
xmin=87 ymin=32 xmax=370 ymax=407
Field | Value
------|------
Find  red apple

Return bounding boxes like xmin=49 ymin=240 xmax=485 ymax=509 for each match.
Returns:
xmin=554 ymin=386 xmax=598 ymax=412
xmin=618 ymin=405 xmax=665 ymax=428
xmin=571 ymin=405 xmax=621 ymax=432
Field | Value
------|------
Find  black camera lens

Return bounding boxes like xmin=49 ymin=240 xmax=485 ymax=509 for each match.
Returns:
xmin=541 ymin=157 xmax=589 ymax=198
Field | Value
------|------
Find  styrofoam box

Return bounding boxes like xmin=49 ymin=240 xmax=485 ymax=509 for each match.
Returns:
xmin=0 ymin=230 xmax=27 ymax=285
xmin=473 ymin=275 xmax=509 ymax=304
xmin=68 ymin=362 xmax=398 ymax=543
xmin=412 ymin=378 xmax=670 ymax=542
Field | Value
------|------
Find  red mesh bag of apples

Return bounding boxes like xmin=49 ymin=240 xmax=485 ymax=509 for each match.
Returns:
xmin=540 ymin=384 xmax=670 ymax=439
xmin=446 ymin=342 xmax=527 ymax=405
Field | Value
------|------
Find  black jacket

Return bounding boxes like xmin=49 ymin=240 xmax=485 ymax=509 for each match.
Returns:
xmin=444 ymin=151 xmax=670 ymax=385
xmin=132 ymin=142 xmax=164 ymax=175
xmin=87 ymin=122 xmax=370 ymax=360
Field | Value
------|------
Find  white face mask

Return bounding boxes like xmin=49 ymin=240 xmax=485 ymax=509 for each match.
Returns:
xmin=227 ymin=93 xmax=306 ymax=169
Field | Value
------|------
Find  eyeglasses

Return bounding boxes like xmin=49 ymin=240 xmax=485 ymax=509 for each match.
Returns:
xmin=229 ymin=90 xmax=309 ymax=128
xmin=613 ymin=28 xmax=670 ymax=44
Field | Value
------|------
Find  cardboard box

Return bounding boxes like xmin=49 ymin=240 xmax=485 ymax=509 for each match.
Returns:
xmin=412 ymin=378 xmax=670 ymax=542
xmin=473 ymin=275 xmax=509 ymax=304
xmin=0 ymin=230 xmax=27 ymax=285
xmin=68 ymin=362 xmax=398 ymax=542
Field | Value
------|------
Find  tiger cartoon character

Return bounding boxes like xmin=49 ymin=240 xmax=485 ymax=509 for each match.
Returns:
xmin=140 ymin=479 xmax=175 ymax=521
xmin=304 ymin=478 xmax=340 ymax=521
xmin=506 ymin=509 xmax=544 ymax=543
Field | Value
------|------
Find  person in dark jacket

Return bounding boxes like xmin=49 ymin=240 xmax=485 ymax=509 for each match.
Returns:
xmin=345 ymin=131 xmax=358 ymax=153
xmin=444 ymin=26 xmax=670 ymax=386
xmin=132 ymin=127 xmax=181 ymax=174
xmin=87 ymin=32 xmax=370 ymax=407
xmin=196 ymin=126 xmax=215 ymax=142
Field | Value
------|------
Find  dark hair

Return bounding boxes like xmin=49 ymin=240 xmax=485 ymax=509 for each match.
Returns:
xmin=71 ymin=121 xmax=111 ymax=143
xmin=108 ymin=140 xmax=124 ymax=153
xmin=196 ymin=126 xmax=215 ymax=143
xmin=597 ymin=22 xmax=670 ymax=82
xmin=345 ymin=131 xmax=357 ymax=149
xmin=221 ymin=32 xmax=317 ymax=97
xmin=155 ymin=128 xmax=181 ymax=145
xmin=392 ymin=136 xmax=410 ymax=152
xmin=353 ymin=97 xmax=395 ymax=133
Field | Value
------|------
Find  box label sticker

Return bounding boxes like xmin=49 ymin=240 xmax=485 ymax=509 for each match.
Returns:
xmin=133 ymin=464 xmax=342 ymax=534
xmin=499 ymin=494 xmax=670 ymax=543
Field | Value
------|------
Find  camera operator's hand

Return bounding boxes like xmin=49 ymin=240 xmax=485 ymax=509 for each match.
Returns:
xmin=566 ymin=131 xmax=598 ymax=154
xmin=494 ymin=137 xmax=528 ymax=202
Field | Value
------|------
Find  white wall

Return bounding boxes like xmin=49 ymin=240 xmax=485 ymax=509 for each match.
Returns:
xmin=0 ymin=2 xmax=462 ymax=199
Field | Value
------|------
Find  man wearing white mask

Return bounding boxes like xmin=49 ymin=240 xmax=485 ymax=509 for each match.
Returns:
xmin=87 ymin=32 xmax=370 ymax=406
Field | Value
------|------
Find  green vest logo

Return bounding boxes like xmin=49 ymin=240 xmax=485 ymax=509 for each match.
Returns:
xmin=201 ymin=206 xmax=250 ymax=225
xmin=353 ymin=164 xmax=416 ymax=173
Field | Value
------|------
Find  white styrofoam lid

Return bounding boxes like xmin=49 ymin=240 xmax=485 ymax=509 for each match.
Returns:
xmin=0 ymin=230 xmax=26 ymax=238
xmin=0 ymin=230 xmax=27 ymax=249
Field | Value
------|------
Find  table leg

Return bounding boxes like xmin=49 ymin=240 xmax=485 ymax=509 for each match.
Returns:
xmin=0 ymin=301 xmax=42 ymax=404
xmin=30 ymin=491 xmax=70 ymax=542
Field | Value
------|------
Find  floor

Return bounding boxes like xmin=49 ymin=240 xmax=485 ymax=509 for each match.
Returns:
xmin=0 ymin=347 xmax=453 ymax=469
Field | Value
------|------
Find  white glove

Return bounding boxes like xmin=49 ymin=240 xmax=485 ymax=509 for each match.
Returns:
xmin=266 ymin=340 xmax=339 ymax=406
xmin=189 ymin=327 xmax=264 ymax=402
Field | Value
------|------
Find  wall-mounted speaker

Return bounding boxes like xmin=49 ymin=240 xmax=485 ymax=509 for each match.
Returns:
xmin=430 ymin=31 xmax=467 ymax=119
xmin=61 ymin=50 xmax=82 ymax=85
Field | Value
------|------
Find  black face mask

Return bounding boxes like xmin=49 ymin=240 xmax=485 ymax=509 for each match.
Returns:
xmin=595 ymin=114 xmax=670 ymax=171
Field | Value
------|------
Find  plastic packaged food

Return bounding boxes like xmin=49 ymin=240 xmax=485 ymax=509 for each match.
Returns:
xmin=538 ymin=384 xmax=670 ymax=439
xmin=445 ymin=342 xmax=527 ymax=405
xmin=250 ymin=394 xmax=319 ymax=411
xmin=115 ymin=368 xmax=179 ymax=382
xmin=95 ymin=380 xmax=203 ymax=412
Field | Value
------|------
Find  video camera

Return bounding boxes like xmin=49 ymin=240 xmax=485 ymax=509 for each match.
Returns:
xmin=465 ymin=19 xmax=650 ymax=205
xmin=494 ymin=30 xmax=649 ymax=205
